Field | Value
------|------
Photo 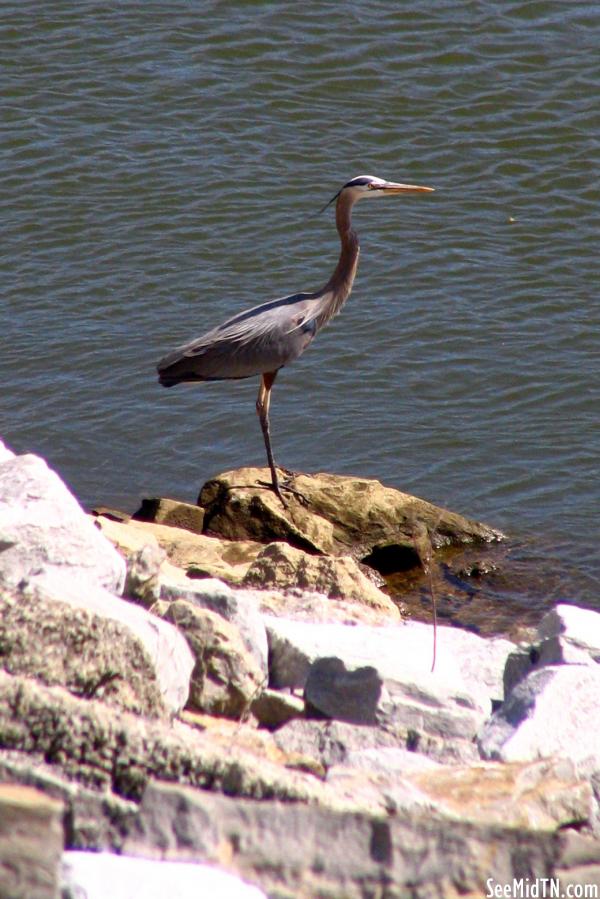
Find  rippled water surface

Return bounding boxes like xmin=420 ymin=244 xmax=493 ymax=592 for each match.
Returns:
xmin=2 ymin=2 xmax=599 ymax=630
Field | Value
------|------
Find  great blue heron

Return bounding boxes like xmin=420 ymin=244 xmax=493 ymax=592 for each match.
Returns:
xmin=157 ymin=174 xmax=434 ymax=506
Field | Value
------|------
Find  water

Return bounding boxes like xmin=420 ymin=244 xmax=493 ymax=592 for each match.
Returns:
xmin=2 ymin=2 xmax=599 ymax=631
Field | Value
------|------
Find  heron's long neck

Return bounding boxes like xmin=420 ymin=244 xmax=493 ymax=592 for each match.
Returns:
xmin=314 ymin=192 xmax=360 ymax=330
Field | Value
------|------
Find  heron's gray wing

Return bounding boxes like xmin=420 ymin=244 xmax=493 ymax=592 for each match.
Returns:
xmin=157 ymin=292 xmax=321 ymax=382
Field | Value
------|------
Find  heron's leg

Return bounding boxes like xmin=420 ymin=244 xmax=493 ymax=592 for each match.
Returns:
xmin=256 ymin=371 xmax=287 ymax=507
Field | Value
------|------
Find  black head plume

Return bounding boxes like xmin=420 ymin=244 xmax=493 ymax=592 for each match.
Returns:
xmin=319 ymin=188 xmax=341 ymax=215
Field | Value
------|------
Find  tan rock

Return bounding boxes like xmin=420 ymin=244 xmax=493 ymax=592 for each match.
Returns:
xmin=243 ymin=542 xmax=399 ymax=615
xmin=198 ymin=468 xmax=503 ymax=565
xmin=407 ymin=757 xmax=592 ymax=831
xmin=96 ymin=515 xmax=262 ymax=585
xmin=133 ymin=497 xmax=205 ymax=534
xmin=251 ymin=688 xmax=305 ymax=730
xmin=0 ymin=784 xmax=63 ymax=899
xmin=152 ymin=599 xmax=265 ymax=719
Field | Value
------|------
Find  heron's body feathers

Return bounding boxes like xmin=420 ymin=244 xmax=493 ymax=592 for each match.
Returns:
xmin=157 ymin=290 xmax=323 ymax=384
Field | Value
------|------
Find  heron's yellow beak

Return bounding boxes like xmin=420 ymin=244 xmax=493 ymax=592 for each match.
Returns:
xmin=375 ymin=181 xmax=435 ymax=194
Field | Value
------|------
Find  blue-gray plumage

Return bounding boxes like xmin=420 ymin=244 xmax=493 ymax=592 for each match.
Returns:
xmin=157 ymin=174 xmax=434 ymax=506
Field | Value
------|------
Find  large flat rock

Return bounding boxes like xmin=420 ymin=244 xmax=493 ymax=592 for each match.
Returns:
xmin=266 ymin=615 xmax=512 ymax=707
xmin=122 ymin=764 xmax=596 ymax=898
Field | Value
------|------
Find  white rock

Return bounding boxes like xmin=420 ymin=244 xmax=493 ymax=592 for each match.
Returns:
xmin=479 ymin=665 xmax=600 ymax=764
xmin=265 ymin=616 xmax=512 ymax=711
xmin=503 ymin=603 xmax=600 ymax=697
xmin=0 ymin=452 xmax=125 ymax=594
xmin=266 ymin=617 xmax=513 ymax=763
xmin=0 ymin=438 xmax=15 ymax=463
xmin=61 ymin=851 xmax=267 ymax=899
xmin=32 ymin=571 xmax=194 ymax=714
xmin=538 ymin=603 xmax=600 ymax=662
xmin=161 ymin=576 xmax=268 ymax=675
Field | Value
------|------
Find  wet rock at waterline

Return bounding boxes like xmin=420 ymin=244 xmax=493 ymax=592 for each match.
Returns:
xmin=197 ymin=467 xmax=503 ymax=561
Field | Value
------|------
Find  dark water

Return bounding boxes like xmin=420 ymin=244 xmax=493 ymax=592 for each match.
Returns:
xmin=2 ymin=2 xmax=599 ymax=630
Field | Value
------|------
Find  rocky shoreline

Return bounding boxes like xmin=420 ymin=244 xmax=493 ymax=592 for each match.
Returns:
xmin=1 ymin=439 xmax=599 ymax=897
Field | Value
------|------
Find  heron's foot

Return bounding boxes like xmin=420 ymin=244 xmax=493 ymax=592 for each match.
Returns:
xmin=256 ymin=473 xmax=310 ymax=509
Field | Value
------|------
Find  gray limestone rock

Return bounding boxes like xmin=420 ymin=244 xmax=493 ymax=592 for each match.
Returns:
xmin=123 ymin=767 xmax=594 ymax=899
xmin=265 ymin=615 xmax=512 ymax=710
xmin=274 ymin=719 xmax=412 ymax=771
xmin=265 ymin=616 xmax=512 ymax=762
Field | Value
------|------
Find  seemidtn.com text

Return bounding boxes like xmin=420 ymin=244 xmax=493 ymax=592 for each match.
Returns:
xmin=486 ymin=879 xmax=598 ymax=899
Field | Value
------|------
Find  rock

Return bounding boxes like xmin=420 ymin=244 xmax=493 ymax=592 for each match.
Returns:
xmin=503 ymin=603 xmax=600 ymax=697
xmin=26 ymin=572 xmax=194 ymax=715
xmin=251 ymin=688 xmax=305 ymax=730
xmin=479 ymin=665 xmax=600 ymax=764
xmin=266 ymin=616 xmax=511 ymax=709
xmin=0 ymin=783 xmax=64 ymax=899
xmin=152 ymin=600 xmax=265 ymax=719
xmin=274 ymin=719 xmax=401 ymax=772
xmin=123 ymin=768 xmax=596 ymax=898
xmin=0 ymin=588 xmax=166 ymax=717
xmin=0 ymin=437 xmax=15 ymax=463
xmin=159 ymin=577 xmax=268 ymax=675
xmin=304 ymin=658 xmax=384 ymax=725
xmin=0 ymin=450 xmax=125 ymax=594
xmin=100 ymin=516 xmax=262 ymax=584
xmin=133 ymin=496 xmax=206 ymax=534
xmin=267 ymin=617 xmax=513 ymax=764
xmin=0 ymin=749 xmax=138 ymax=852
xmin=0 ymin=671 xmax=324 ymax=804
xmin=61 ymin=851 xmax=267 ymax=899
xmin=403 ymin=756 xmax=592 ymax=831
xmin=537 ymin=604 xmax=600 ymax=660
xmin=555 ymin=831 xmax=600 ymax=892
xmin=243 ymin=542 xmax=398 ymax=614
xmin=93 ymin=514 xmax=166 ymax=607
xmin=304 ymin=656 xmax=481 ymax=764
xmin=198 ymin=468 xmax=503 ymax=565
xmin=328 ymin=746 xmax=441 ymax=779
xmin=258 ymin=587 xmax=403 ymax=627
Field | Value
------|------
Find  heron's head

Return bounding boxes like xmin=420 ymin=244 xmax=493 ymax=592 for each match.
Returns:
xmin=321 ymin=175 xmax=434 ymax=212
